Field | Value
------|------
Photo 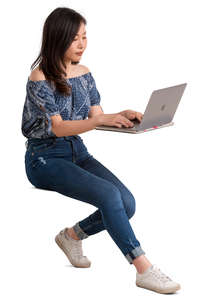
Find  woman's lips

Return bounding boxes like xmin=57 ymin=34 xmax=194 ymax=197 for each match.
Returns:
xmin=76 ymin=52 xmax=83 ymax=56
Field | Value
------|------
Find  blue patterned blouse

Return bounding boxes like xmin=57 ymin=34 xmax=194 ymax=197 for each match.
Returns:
xmin=21 ymin=72 xmax=101 ymax=139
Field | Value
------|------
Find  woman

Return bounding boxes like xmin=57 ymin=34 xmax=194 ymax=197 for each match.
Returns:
xmin=21 ymin=7 xmax=181 ymax=294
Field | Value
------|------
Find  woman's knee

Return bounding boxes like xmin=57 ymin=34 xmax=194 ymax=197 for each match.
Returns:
xmin=101 ymin=182 xmax=136 ymax=218
xmin=122 ymin=189 xmax=136 ymax=219
xmin=100 ymin=182 xmax=124 ymax=211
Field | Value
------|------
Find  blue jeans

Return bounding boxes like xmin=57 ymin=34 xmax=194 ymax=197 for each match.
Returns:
xmin=24 ymin=135 xmax=145 ymax=264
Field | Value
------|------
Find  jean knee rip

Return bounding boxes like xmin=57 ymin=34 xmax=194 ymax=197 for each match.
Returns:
xmin=38 ymin=157 xmax=47 ymax=164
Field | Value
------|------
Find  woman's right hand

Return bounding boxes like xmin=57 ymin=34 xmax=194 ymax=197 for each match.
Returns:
xmin=93 ymin=113 xmax=135 ymax=128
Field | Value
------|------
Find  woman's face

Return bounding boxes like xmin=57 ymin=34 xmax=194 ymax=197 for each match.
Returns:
xmin=65 ymin=22 xmax=87 ymax=63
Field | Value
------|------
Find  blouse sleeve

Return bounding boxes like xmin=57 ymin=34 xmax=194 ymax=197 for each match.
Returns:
xmin=27 ymin=80 xmax=60 ymax=136
xmin=88 ymin=72 xmax=101 ymax=106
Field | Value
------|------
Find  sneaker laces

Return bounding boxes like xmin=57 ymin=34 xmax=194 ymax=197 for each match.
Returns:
xmin=62 ymin=229 xmax=88 ymax=259
xmin=151 ymin=265 xmax=172 ymax=283
xmin=71 ymin=241 xmax=83 ymax=257
xmin=63 ymin=231 xmax=83 ymax=257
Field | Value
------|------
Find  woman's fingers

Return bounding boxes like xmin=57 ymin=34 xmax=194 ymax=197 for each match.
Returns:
xmin=116 ymin=115 xmax=134 ymax=127
xmin=116 ymin=111 xmax=144 ymax=127
xmin=126 ymin=110 xmax=143 ymax=122
xmin=135 ymin=111 xmax=143 ymax=122
xmin=123 ymin=118 xmax=134 ymax=127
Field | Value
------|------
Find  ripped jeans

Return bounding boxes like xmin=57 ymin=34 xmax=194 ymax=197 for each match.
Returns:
xmin=24 ymin=135 xmax=145 ymax=264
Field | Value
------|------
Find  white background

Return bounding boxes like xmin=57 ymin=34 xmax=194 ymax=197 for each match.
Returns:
xmin=1 ymin=0 xmax=199 ymax=299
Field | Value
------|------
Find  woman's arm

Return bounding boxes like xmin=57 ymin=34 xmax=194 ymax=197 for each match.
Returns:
xmin=88 ymin=105 xmax=104 ymax=118
xmin=51 ymin=114 xmax=100 ymax=137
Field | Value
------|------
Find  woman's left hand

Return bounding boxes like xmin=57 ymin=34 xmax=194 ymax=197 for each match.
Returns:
xmin=119 ymin=109 xmax=143 ymax=122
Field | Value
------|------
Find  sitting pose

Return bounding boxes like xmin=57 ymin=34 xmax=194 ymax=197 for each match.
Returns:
xmin=21 ymin=6 xmax=181 ymax=294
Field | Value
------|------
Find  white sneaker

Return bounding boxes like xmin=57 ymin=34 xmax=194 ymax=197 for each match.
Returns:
xmin=136 ymin=264 xmax=181 ymax=294
xmin=55 ymin=227 xmax=91 ymax=268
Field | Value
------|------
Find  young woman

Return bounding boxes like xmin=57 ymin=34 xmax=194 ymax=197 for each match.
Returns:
xmin=21 ymin=7 xmax=181 ymax=294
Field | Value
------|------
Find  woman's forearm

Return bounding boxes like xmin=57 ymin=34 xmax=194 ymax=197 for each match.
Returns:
xmin=53 ymin=118 xmax=99 ymax=137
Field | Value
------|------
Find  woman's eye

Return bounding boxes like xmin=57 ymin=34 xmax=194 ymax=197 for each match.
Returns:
xmin=73 ymin=37 xmax=87 ymax=41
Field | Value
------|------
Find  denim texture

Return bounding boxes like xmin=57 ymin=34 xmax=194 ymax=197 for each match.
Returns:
xmin=21 ymin=72 xmax=101 ymax=139
xmin=25 ymin=136 xmax=145 ymax=264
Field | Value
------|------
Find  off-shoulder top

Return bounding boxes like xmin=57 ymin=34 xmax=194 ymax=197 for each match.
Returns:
xmin=21 ymin=71 xmax=101 ymax=139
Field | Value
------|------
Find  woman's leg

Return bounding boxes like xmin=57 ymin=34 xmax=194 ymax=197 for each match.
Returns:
xmin=27 ymin=155 xmax=145 ymax=265
xmin=70 ymin=156 xmax=152 ymax=273
xmin=72 ymin=155 xmax=136 ymax=239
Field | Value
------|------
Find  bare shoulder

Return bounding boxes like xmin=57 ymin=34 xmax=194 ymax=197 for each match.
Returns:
xmin=29 ymin=64 xmax=90 ymax=81
xmin=29 ymin=67 xmax=46 ymax=81
xmin=78 ymin=64 xmax=90 ymax=74
xmin=69 ymin=64 xmax=90 ymax=77
xmin=66 ymin=64 xmax=90 ymax=79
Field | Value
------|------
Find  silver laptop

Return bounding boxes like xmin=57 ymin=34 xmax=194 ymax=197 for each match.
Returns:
xmin=95 ymin=83 xmax=187 ymax=134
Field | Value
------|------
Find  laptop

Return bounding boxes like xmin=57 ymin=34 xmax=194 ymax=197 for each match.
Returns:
xmin=95 ymin=83 xmax=187 ymax=134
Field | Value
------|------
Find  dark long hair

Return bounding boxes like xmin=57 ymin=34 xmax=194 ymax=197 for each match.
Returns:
xmin=31 ymin=7 xmax=87 ymax=96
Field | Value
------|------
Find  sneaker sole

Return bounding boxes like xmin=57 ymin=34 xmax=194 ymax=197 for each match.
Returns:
xmin=136 ymin=282 xmax=181 ymax=294
xmin=55 ymin=234 xmax=91 ymax=268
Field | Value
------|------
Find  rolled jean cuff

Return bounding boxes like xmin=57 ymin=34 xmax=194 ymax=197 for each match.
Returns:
xmin=72 ymin=222 xmax=89 ymax=240
xmin=125 ymin=246 xmax=146 ymax=264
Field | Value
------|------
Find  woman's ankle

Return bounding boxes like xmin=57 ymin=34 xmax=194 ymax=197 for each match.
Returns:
xmin=65 ymin=227 xmax=80 ymax=240
xmin=132 ymin=254 xmax=153 ymax=274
